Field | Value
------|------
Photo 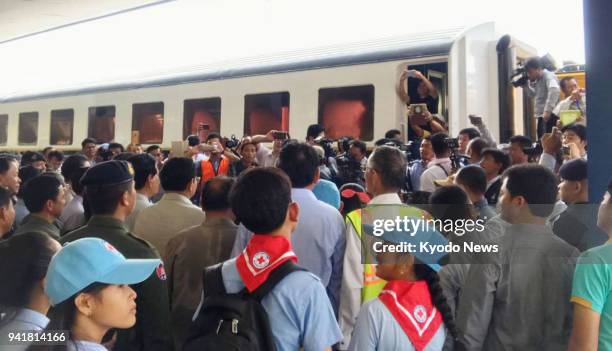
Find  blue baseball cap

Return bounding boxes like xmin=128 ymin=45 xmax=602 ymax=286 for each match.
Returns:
xmin=363 ymin=214 xmax=448 ymax=272
xmin=45 ymin=238 xmax=160 ymax=306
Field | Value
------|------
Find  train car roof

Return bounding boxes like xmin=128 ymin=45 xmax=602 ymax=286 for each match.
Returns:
xmin=0 ymin=26 xmax=467 ymax=103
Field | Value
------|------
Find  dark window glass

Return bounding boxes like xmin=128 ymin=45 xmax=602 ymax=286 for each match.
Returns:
xmin=0 ymin=115 xmax=7 ymax=145
xmin=50 ymin=109 xmax=74 ymax=145
xmin=88 ymin=106 xmax=115 ymax=143
xmin=318 ymin=85 xmax=374 ymax=141
xmin=244 ymin=92 xmax=289 ymax=136
xmin=183 ymin=98 xmax=221 ymax=140
xmin=18 ymin=112 xmax=39 ymax=145
xmin=132 ymin=102 xmax=164 ymax=144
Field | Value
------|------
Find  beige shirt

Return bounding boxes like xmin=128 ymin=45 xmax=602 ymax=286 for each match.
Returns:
xmin=133 ymin=193 xmax=206 ymax=254
xmin=126 ymin=193 xmax=153 ymax=232
xmin=164 ymin=217 xmax=238 ymax=350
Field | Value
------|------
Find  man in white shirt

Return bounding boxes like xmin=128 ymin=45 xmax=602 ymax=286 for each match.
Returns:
xmin=420 ymin=133 xmax=453 ymax=192
xmin=553 ymin=77 xmax=586 ymax=118
xmin=250 ymin=129 xmax=286 ymax=167
xmin=133 ymin=157 xmax=205 ymax=254
xmin=125 ymin=154 xmax=160 ymax=231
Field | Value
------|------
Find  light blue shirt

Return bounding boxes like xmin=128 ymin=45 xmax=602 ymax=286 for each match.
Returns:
xmin=406 ymin=161 xmax=427 ymax=192
xmin=14 ymin=199 xmax=29 ymax=227
xmin=0 ymin=308 xmax=49 ymax=351
xmin=219 ymin=257 xmax=342 ymax=351
xmin=349 ymin=298 xmax=447 ymax=351
xmin=231 ymin=188 xmax=346 ymax=312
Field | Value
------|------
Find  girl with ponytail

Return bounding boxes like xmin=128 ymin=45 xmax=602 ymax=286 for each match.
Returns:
xmin=348 ymin=222 xmax=461 ymax=351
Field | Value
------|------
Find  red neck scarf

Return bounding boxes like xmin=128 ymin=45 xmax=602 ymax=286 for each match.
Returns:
xmin=236 ymin=234 xmax=297 ymax=292
xmin=378 ymin=280 xmax=443 ymax=351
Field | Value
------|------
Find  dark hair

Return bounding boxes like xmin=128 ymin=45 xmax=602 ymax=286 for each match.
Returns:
xmin=108 ymin=143 xmax=124 ymax=152
xmin=206 ymin=133 xmax=221 ymax=143
xmin=509 ymin=135 xmax=532 ymax=152
xmin=201 ymin=177 xmax=234 ymax=211
xmin=339 ymin=183 xmax=367 ymax=218
xmin=349 ymin=140 xmax=367 ymax=155
xmin=81 ymin=138 xmax=96 ymax=148
xmin=503 ymin=164 xmax=558 ymax=217
xmin=113 ymin=152 xmax=136 ymax=161
xmin=561 ymin=123 xmax=587 ymax=142
xmin=467 ymin=137 xmax=488 ymax=159
xmin=17 ymin=166 xmax=44 ymax=198
xmin=369 ymin=146 xmax=406 ymax=190
xmin=277 ymin=142 xmax=319 ymax=188
xmin=0 ymin=155 xmax=18 ymax=175
xmin=337 ymin=136 xmax=353 ymax=152
xmin=414 ymin=263 xmax=461 ymax=347
xmin=29 ymin=282 xmax=108 ymax=351
xmin=374 ymin=138 xmax=391 ymax=147
xmin=459 ymin=128 xmax=480 ymax=140
xmin=429 ymin=185 xmax=477 ymax=227
xmin=0 ymin=232 xmax=57 ymax=324
xmin=84 ymin=181 xmax=133 ymax=215
xmin=559 ymin=77 xmax=577 ymax=92
xmin=128 ymin=154 xmax=157 ymax=190
xmin=69 ymin=167 xmax=89 ymax=196
xmin=306 ymin=124 xmax=325 ymax=140
xmin=22 ymin=175 xmax=62 ymax=213
xmin=524 ymin=57 xmax=543 ymax=70
xmin=47 ymin=150 xmax=64 ymax=162
xmin=384 ymin=129 xmax=402 ymax=139
xmin=187 ymin=135 xmax=200 ymax=147
xmin=455 ymin=165 xmax=487 ymax=195
xmin=145 ymin=145 xmax=161 ymax=154
xmin=160 ymin=157 xmax=195 ymax=192
xmin=481 ymin=148 xmax=511 ymax=174
xmin=0 ymin=186 xmax=11 ymax=208
xmin=61 ymin=154 xmax=89 ymax=183
xmin=20 ymin=151 xmax=45 ymax=167
xmin=429 ymin=133 xmax=451 ymax=157
xmin=230 ymin=168 xmax=292 ymax=233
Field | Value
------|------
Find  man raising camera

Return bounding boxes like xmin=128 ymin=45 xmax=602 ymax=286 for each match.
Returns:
xmin=520 ymin=57 xmax=561 ymax=139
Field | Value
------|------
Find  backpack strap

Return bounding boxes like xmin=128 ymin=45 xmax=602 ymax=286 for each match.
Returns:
xmin=203 ymin=263 xmax=226 ymax=298
xmin=249 ymin=260 xmax=305 ymax=301
xmin=435 ymin=163 xmax=449 ymax=176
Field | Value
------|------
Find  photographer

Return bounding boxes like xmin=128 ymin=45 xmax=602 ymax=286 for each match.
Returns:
xmin=306 ymin=123 xmax=326 ymax=145
xmin=336 ymin=140 xmax=367 ymax=187
xmin=419 ymin=133 xmax=453 ymax=192
xmin=520 ymin=57 xmax=561 ymax=138
xmin=406 ymin=138 xmax=434 ymax=193
xmin=396 ymin=69 xmax=439 ymax=113
xmin=199 ymin=133 xmax=230 ymax=183
xmin=554 ymin=77 xmax=587 ymax=121
xmin=540 ymin=124 xmax=587 ymax=172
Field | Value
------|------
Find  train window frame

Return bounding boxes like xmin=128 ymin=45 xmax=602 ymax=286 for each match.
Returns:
xmin=318 ymin=84 xmax=375 ymax=141
xmin=88 ymin=105 xmax=116 ymax=143
xmin=132 ymin=102 xmax=164 ymax=145
xmin=50 ymin=109 xmax=74 ymax=145
xmin=183 ymin=97 xmax=222 ymax=140
xmin=0 ymin=114 xmax=7 ymax=146
xmin=243 ymin=92 xmax=290 ymax=136
xmin=18 ymin=112 xmax=39 ymax=146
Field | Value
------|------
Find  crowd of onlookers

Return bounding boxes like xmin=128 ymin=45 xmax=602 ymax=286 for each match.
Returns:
xmin=0 ymin=56 xmax=609 ymax=351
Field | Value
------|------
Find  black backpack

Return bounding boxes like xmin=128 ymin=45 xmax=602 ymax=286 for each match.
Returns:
xmin=183 ymin=260 xmax=304 ymax=351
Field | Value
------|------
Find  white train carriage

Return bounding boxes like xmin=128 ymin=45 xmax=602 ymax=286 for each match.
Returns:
xmin=0 ymin=22 xmax=536 ymax=152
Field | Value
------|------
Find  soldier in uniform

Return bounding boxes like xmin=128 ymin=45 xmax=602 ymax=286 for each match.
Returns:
xmin=61 ymin=160 xmax=174 ymax=351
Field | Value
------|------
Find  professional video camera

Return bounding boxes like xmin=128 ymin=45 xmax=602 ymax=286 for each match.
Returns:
xmin=315 ymin=137 xmax=337 ymax=159
xmin=444 ymin=137 xmax=468 ymax=171
xmin=524 ymin=141 xmax=543 ymax=161
xmin=382 ymin=139 xmax=416 ymax=162
xmin=511 ymin=54 xmax=558 ymax=88
xmin=335 ymin=154 xmax=365 ymax=187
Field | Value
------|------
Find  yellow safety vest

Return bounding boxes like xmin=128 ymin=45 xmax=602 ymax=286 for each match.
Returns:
xmin=346 ymin=204 xmax=431 ymax=303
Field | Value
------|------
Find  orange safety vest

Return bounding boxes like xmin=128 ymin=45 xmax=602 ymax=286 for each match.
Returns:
xmin=201 ymin=157 xmax=230 ymax=182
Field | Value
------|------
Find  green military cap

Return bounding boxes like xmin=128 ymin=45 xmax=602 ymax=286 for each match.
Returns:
xmin=80 ymin=160 xmax=135 ymax=187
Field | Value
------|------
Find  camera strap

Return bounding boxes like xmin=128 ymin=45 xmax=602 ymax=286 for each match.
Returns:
xmin=435 ymin=164 xmax=449 ymax=177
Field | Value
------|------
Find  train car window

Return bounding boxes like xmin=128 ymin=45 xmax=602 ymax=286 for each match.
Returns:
xmin=318 ymin=85 xmax=374 ymax=141
xmin=0 ymin=115 xmax=7 ymax=145
xmin=18 ymin=112 xmax=39 ymax=145
xmin=244 ymin=92 xmax=289 ymax=136
xmin=88 ymin=106 xmax=116 ymax=143
xmin=50 ymin=109 xmax=74 ymax=145
xmin=132 ymin=102 xmax=164 ymax=144
xmin=183 ymin=98 xmax=221 ymax=140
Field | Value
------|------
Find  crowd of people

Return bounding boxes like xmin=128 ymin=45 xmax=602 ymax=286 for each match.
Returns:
xmin=0 ymin=56 xmax=609 ymax=351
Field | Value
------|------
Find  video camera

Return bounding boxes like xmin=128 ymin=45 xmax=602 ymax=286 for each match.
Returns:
xmin=444 ymin=137 xmax=468 ymax=171
xmin=224 ymin=135 xmax=240 ymax=149
xmin=511 ymin=54 xmax=558 ymax=88
xmin=381 ymin=139 xmax=416 ymax=162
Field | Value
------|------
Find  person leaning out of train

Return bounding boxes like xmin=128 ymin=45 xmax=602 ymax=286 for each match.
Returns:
xmin=27 ymin=237 xmax=161 ymax=351
xmin=0 ymin=232 xmax=61 ymax=351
